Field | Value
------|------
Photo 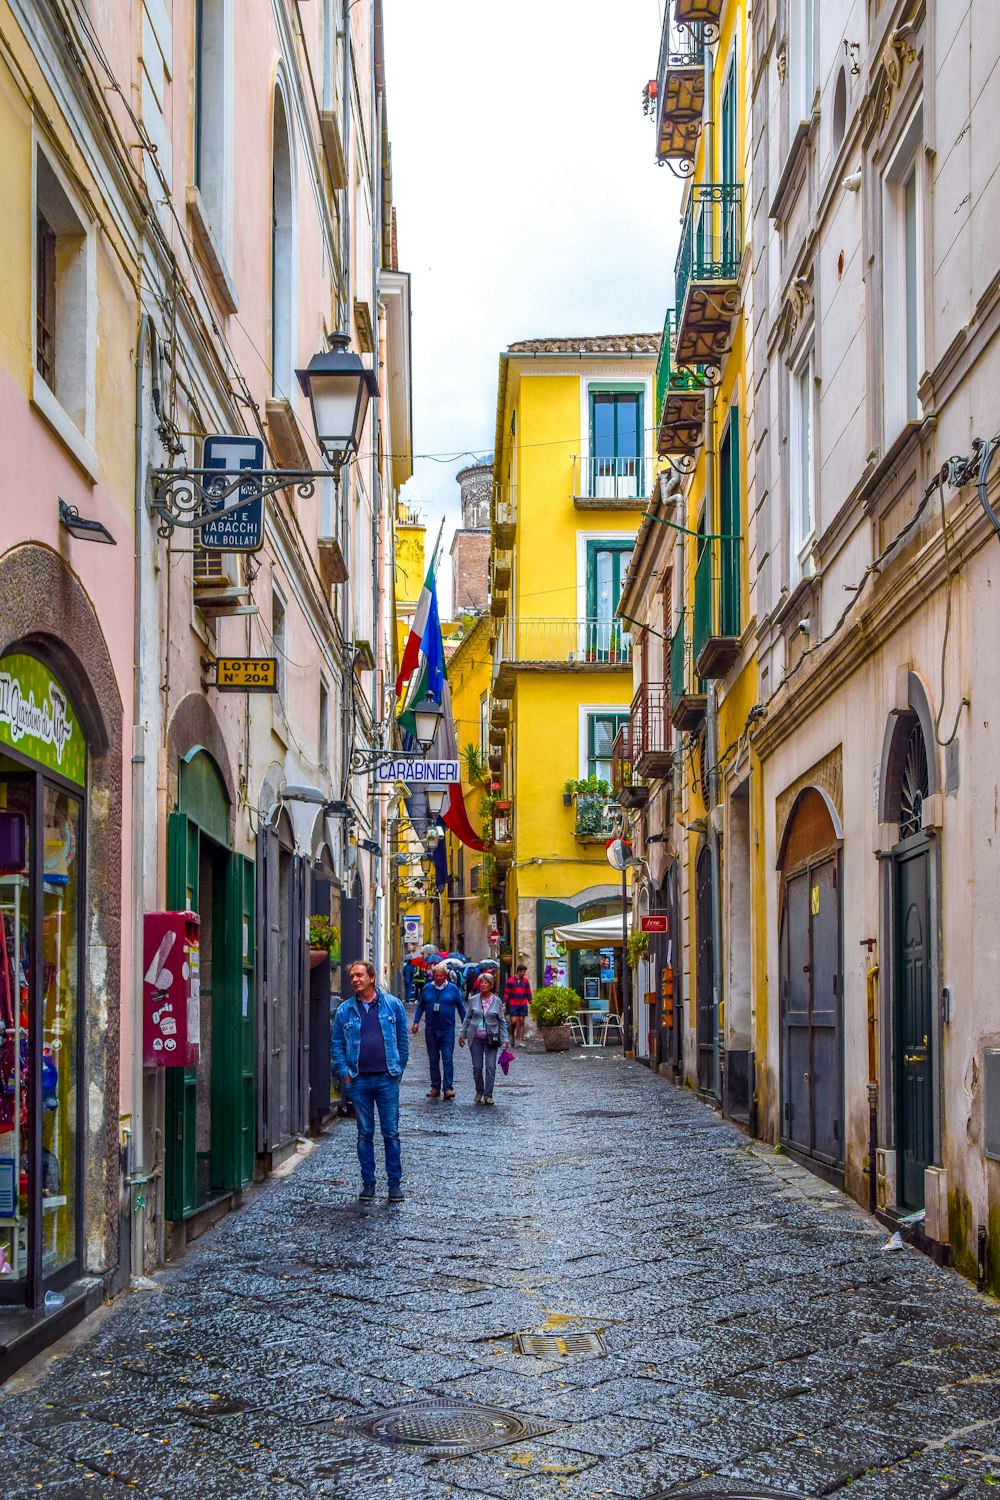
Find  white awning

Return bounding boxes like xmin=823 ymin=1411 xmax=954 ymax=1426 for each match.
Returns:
xmin=551 ymin=913 xmax=631 ymax=950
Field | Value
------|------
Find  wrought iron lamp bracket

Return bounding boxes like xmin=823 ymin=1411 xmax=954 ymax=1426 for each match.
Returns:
xmin=149 ymin=466 xmax=331 ymax=538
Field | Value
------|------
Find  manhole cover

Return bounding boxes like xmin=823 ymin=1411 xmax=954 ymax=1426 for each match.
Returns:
xmin=352 ymin=1401 xmax=562 ymax=1456
xmin=514 ymin=1331 xmax=607 ymax=1358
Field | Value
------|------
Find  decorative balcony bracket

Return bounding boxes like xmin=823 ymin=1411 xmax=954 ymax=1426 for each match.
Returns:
xmin=149 ymin=467 xmax=328 ymax=539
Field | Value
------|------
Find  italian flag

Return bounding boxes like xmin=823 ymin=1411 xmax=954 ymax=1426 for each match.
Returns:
xmin=395 ymin=559 xmax=434 ymax=697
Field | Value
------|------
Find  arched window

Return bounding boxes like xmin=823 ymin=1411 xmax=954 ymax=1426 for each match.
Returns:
xmin=271 ymin=87 xmax=296 ymax=399
xmin=884 ymin=713 xmax=931 ymax=840
xmin=832 ymin=66 xmax=848 ymax=154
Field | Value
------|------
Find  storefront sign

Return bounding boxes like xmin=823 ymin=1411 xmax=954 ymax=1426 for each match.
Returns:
xmin=0 ymin=655 xmax=85 ymax=787
xmin=640 ymin=914 xmax=668 ymax=933
xmin=374 ymin=757 xmax=459 ymax=784
xmin=199 ymin=434 xmax=265 ymax=551
xmin=214 ymin=657 xmax=277 ymax=692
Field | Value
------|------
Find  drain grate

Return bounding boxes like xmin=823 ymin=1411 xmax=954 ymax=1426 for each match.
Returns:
xmin=645 ymin=1491 xmax=804 ymax=1499
xmin=514 ymin=1331 xmax=607 ymax=1358
xmin=352 ymin=1401 xmax=562 ymax=1456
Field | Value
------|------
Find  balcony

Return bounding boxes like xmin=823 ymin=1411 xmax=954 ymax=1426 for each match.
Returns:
xmin=493 ymin=618 xmax=633 ymax=695
xmin=669 ymin=613 xmax=706 ymax=732
xmin=674 ymin=183 xmax=743 ymax=369
xmin=632 ymin=682 xmax=672 ymax=777
xmin=656 ymin=310 xmax=708 ymax=463
xmin=493 ymin=483 xmax=516 ymax=548
xmin=655 ymin=14 xmax=705 ymax=172
xmin=612 ymin=723 xmax=648 ymax=809
xmin=693 ymin=537 xmax=741 ymax=679
xmin=490 ymin=698 xmax=511 ymax=728
xmin=575 ymin=794 xmax=615 ymax=843
xmin=675 ymin=0 xmax=723 ymax=34
xmin=492 ymin=551 xmax=512 ymax=592
xmin=572 ymin=455 xmax=653 ymax=509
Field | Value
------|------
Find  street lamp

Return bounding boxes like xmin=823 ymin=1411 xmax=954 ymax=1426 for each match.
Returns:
xmin=411 ymin=696 xmax=444 ymax=752
xmin=425 ymin=787 xmax=446 ymax=816
xmin=296 ymin=334 xmax=379 ymax=473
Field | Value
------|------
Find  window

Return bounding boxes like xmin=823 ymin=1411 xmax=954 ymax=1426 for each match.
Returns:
xmin=33 ymin=150 xmax=92 ymax=443
xmin=832 ymin=67 xmax=848 ymax=154
xmin=480 ymin=695 xmax=489 ymax=756
xmin=788 ymin=0 xmax=815 ymax=125
xmin=586 ymin=540 xmax=633 ymax=657
xmin=272 ymin=588 xmax=287 ymax=700
xmin=319 ymin=679 xmax=329 ymax=768
xmin=587 ymin=712 xmax=629 ymax=783
xmin=193 ymin=0 xmax=230 ymax=242
xmin=271 ymin=87 xmax=296 ymax=399
xmin=720 ymin=51 xmax=737 ymax=184
xmin=882 ymin=111 xmax=924 ymax=443
xmin=789 ymin=352 xmax=815 ymax=582
xmin=589 ymin=389 xmax=643 ymax=498
xmin=718 ymin=410 xmax=742 ymax=635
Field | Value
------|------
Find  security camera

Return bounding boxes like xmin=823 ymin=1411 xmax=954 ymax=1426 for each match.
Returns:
xmin=797 ymin=619 xmax=811 ymax=635
xmin=842 ymin=171 xmax=862 ymax=193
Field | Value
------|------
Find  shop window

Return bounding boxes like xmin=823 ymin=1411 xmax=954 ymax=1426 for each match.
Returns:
xmin=0 ymin=653 xmax=87 ymax=1300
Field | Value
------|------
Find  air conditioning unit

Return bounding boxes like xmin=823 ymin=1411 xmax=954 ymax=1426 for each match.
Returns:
xmin=193 ymin=547 xmax=237 ymax=589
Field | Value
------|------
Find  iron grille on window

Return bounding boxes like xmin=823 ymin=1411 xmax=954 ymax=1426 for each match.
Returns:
xmin=35 ymin=212 xmax=56 ymax=388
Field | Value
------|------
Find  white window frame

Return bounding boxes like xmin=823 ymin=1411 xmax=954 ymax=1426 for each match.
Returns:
xmin=192 ymin=0 xmax=234 ymax=259
xmin=788 ymin=0 xmax=815 ymax=126
xmin=271 ymin=76 xmax=298 ymax=401
xmin=31 ymin=140 xmax=98 ymax=480
xmin=788 ymin=345 xmax=816 ymax=586
xmin=882 ymin=106 xmax=925 ymax=446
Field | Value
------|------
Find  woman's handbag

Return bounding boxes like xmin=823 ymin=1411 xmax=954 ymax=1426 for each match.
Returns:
xmin=498 ymin=1047 xmax=515 ymax=1076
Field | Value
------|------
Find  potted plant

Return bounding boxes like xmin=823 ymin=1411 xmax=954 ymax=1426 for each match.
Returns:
xmin=308 ymin=914 xmax=341 ymax=969
xmin=626 ymin=931 xmax=649 ymax=968
xmin=530 ymin=984 xmax=581 ymax=1052
xmin=562 ymin=779 xmax=575 ymax=807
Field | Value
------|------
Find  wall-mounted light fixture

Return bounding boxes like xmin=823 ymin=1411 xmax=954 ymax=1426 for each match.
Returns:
xmin=59 ymin=499 xmax=116 ymax=545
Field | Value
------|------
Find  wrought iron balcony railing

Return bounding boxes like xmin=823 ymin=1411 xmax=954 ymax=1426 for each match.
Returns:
xmin=668 ymin=612 xmax=707 ymax=732
xmin=632 ymin=681 xmax=672 ymax=775
xmin=573 ymin=454 xmax=653 ymax=504
xmin=674 ymin=182 xmax=743 ymax=367
xmin=656 ymin=310 xmax=709 ymax=463
xmin=655 ymin=13 xmax=705 ymax=173
xmin=499 ymin=617 xmax=633 ymax=667
xmin=674 ymin=0 xmax=723 ymax=40
xmin=693 ymin=537 xmax=741 ymax=678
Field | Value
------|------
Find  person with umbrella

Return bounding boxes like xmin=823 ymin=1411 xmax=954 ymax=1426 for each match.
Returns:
xmin=412 ymin=962 xmax=466 ymax=1099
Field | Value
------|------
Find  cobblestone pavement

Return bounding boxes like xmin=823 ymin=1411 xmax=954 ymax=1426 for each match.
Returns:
xmin=5 ymin=1051 xmax=1000 ymax=1499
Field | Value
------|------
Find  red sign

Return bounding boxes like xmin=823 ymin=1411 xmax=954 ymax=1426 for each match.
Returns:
xmin=488 ymin=929 xmax=500 ymax=944
xmin=640 ymin=914 xmax=668 ymax=934
xmin=143 ymin=911 xmax=202 ymax=1067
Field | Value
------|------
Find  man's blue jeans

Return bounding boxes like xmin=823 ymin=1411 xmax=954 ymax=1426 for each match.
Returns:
xmin=349 ymin=1074 xmax=402 ymax=1188
xmin=425 ymin=1023 xmax=456 ymax=1091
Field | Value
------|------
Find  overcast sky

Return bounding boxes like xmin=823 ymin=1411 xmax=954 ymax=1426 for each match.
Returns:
xmin=382 ymin=0 xmax=680 ymax=614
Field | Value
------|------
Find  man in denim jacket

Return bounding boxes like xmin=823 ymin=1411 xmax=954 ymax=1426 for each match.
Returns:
xmin=331 ymin=961 xmax=409 ymax=1202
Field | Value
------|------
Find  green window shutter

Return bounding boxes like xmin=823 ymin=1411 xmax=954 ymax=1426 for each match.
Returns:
xmin=240 ymin=856 xmax=256 ymax=1188
xmin=212 ymin=851 xmax=254 ymax=1193
xmin=165 ymin=812 xmax=198 ymax=1221
xmin=719 ymin=410 xmax=741 ymax=638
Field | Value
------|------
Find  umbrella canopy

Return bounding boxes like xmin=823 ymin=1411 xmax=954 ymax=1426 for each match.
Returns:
xmin=552 ymin=914 xmax=631 ymax=950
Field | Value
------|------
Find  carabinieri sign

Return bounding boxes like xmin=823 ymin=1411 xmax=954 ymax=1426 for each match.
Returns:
xmin=374 ymin=757 xmax=459 ymax=784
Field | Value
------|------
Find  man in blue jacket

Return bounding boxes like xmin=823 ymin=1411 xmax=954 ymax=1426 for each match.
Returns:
xmin=412 ymin=962 xmax=466 ymax=1100
xmin=331 ymin=960 xmax=409 ymax=1202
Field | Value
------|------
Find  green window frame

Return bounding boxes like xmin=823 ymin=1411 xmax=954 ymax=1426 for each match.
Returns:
xmin=589 ymin=388 xmax=644 ymax=462
xmin=718 ymin=408 xmax=741 ymax=638
xmin=587 ymin=712 xmax=629 ymax=783
xmin=720 ymin=51 xmax=737 ymax=187
xmin=586 ymin=540 xmax=634 ymax=622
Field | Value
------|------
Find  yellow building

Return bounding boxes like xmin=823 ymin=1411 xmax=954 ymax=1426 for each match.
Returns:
xmin=617 ymin=0 xmax=759 ymax=1107
xmin=487 ymin=336 xmax=658 ymax=1002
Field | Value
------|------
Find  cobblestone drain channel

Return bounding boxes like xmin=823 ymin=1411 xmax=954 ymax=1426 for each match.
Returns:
xmin=3 ymin=1051 xmax=1000 ymax=1498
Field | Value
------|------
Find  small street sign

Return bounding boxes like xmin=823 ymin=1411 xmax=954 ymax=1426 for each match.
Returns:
xmin=488 ymin=928 xmax=500 ymax=944
xmin=199 ymin=434 xmax=266 ymax=551
xmin=214 ymin=657 xmax=277 ymax=693
xmin=374 ymin=757 xmax=459 ymax=784
xmin=640 ymin=914 xmax=668 ymax=934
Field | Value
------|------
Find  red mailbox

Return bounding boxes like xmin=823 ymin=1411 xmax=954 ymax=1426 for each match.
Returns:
xmin=142 ymin=911 xmax=201 ymax=1067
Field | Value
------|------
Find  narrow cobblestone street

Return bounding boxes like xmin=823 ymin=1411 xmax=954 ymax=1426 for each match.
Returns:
xmin=5 ymin=1053 xmax=1000 ymax=1499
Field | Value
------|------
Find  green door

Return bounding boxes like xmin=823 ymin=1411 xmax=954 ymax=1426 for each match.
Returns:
xmin=165 ymin=812 xmax=199 ymax=1220
xmin=718 ymin=411 xmax=741 ymax=637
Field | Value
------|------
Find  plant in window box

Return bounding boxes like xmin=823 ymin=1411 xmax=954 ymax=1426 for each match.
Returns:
xmin=566 ymin=776 xmax=611 ymax=837
xmin=308 ymin=914 xmax=341 ymax=969
xmin=529 ymin=983 xmax=582 ymax=1053
xmin=626 ymin=931 xmax=649 ymax=969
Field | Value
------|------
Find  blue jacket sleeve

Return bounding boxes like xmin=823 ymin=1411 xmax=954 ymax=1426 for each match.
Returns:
xmin=395 ymin=998 xmax=409 ymax=1071
xmin=330 ymin=1005 xmax=348 ymax=1079
xmin=413 ymin=990 xmax=426 ymax=1025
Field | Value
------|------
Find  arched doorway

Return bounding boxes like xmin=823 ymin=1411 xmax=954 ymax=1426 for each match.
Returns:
xmin=695 ymin=844 xmax=715 ymax=1093
xmin=883 ymin=709 xmax=935 ymax=1209
xmin=778 ymin=788 xmax=843 ymax=1166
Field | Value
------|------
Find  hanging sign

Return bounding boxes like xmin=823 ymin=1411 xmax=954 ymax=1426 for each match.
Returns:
xmin=213 ymin=657 xmax=277 ymax=693
xmin=199 ymin=434 xmax=265 ymax=551
xmin=374 ymin=757 xmax=459 ymax=784
xmin=0 ymin=654 xmax=85 ymax=787
xmin=640 ymin=914 xmax=668 ymax=934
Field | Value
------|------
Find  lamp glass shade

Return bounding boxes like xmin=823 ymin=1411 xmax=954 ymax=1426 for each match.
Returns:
xmin=424 ymin=788 xmax=446 ymax=815
xmin=412 ymin=697 xmax=444 ymax=751
xmin=296 ymin=343 xmax=378 ymax=469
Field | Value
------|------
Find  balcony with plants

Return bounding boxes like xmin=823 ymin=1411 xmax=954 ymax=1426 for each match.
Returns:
xmin=656 ymin=310 xmax=709 ymax=466
xmin=566 ymin=776 xmax=615 ymax=843
xmin=674 ymin=182 xmax=743 ymax=369
xmin=692 ymin=535 xmax=741 ymax=679
xmin=654 ymin=12 xmax=705 ymax=174
xmin=669 ymin=610 xmax=707 ymax=732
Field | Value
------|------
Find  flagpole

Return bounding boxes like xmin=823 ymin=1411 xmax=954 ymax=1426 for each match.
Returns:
xmin=430 ymin=514 xmax=446 ymax=575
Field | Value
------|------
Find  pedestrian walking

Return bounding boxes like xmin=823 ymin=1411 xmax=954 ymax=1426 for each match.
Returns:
xmin=412 ymin=962 xmax=466 ymax=1100
xmin=331 ymin=960 xmax=409 ymax=1202
xmin=503 ymin=964 xmax=532 ymax=1046
xmin=459 ymin=972 xmax=509 ymax=1105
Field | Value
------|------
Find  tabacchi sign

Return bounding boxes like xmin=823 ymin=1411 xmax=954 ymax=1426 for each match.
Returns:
xmin=0 ymin=654 xmax=85 ymax=786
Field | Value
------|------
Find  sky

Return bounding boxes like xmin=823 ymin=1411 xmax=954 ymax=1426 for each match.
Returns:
xmin=381 ymin=0 xmax=681 ymax=615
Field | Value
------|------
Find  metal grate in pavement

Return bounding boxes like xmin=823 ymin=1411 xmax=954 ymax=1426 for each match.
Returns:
xmin=514 ymin=1331 xmax=607 ymax=1358
xmin=352 ymin=1401 xmax=563 ymax=1456
xmin=644 ymin=1491 xmax=804 ymax=1499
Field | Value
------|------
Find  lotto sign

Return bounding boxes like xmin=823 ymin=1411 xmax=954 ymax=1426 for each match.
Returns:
xmin=199 ymin=434 xmax=265 ymax=551
xmin=215 ymin=657 xmax=277 ymax=693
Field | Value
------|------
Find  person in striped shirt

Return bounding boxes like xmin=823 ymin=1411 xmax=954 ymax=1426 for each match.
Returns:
xmin=503 ymin=965 xmax=532 ymax=1047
